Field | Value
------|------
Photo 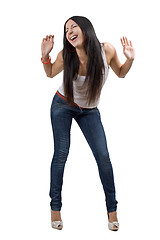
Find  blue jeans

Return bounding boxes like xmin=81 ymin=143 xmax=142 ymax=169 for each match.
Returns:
xmin=49 ymin=92 xmax=118 ymax=213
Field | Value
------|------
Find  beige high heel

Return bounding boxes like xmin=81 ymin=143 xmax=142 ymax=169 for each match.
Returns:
xmin=51 ymin=220 xmax=63 ymax=230
xmin=107 ymin=212 xmax=119 ymax=231
xmin=108 ymin=221 xmax=119 ymax=231
xmin=51 ymin=210 xmax=63 ymax=230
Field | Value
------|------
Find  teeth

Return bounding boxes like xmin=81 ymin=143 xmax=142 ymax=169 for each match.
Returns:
xmin=71 ymin=35 xmax=77 ymax=40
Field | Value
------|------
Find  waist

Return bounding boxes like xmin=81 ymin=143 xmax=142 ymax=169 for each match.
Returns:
xmin=56 ymin=91 xmax=85 ymax=109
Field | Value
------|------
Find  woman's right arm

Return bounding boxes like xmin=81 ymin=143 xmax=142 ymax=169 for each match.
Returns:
xmin=41 ymin=35 xmax=64 ymax=78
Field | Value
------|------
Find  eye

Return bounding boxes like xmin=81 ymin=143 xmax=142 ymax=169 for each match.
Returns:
xmin=65 ymin=25 xmax=77 ymax=33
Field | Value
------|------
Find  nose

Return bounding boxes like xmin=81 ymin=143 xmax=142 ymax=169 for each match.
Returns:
xmin=67 ymin=29 xmax=73 ymax=40
xmin=68 ymin=28 xmax=73 ymax=35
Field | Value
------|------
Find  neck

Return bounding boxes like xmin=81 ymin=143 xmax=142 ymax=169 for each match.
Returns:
xmin=76 ymin=47 xmax=88 ymax=64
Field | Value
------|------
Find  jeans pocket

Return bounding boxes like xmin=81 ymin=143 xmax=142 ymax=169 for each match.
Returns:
xmin=51 ymin=93 xmax=67 ymax=110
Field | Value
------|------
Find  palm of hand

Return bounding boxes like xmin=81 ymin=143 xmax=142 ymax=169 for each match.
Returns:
xmin=120 ymin=37 xmax=135 ymax=60
xmin=42 ymin=41 xmax=53 ymax=54
xmin=41 ymin=35 xmax=54 ymax=56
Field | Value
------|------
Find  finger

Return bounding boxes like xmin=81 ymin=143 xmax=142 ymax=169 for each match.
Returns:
xmin=123 ymin=36 xmax=126 ymax=44
xmin=43 ymin=38 xmax=46 ymax=42
xmin=123 ymin=36 xmax=127 ymax=45
xmin=120 ymin=38 xmax=123 ymax=45
xmin=129 ymin=40 xmax=133 ymax=47
xmin=125 ymin=37 xmax=129 ymax=46
xmin=121 ymin=37 xmax=125 ymax=47
xmin=49 ymin=35 xmax=54 ymax=41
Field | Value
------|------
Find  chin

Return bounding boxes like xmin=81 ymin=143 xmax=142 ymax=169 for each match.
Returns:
xmin=69 ymin=37 xmax=84 ymax=49
xmin=73 ymin=41 xmax=85 ymax=49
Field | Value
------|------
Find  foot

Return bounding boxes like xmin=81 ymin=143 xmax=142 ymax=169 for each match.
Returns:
xmin=108 ymin=211 xmax=119 ymax=230
xmin=51 ymin=210 xmax=63 ymax=229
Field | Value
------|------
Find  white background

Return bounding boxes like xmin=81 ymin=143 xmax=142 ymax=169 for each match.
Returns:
xmin=0 ymin=0 xmax=160 ymax=239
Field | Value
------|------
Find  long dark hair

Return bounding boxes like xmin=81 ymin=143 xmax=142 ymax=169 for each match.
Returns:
xmin=63 ymin=16 xmax=105 ymax=106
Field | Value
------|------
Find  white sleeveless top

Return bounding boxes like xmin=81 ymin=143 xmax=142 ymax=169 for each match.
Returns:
xmin=58 ymin=44 xmax=109 ymax=108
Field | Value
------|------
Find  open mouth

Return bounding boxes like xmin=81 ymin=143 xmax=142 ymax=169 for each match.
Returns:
xmin=70 ymin=35 xmax=78 ymax=42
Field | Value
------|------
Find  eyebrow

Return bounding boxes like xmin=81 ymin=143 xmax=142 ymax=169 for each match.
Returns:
xmin=66 ymin=24 xmax=76 ymax=30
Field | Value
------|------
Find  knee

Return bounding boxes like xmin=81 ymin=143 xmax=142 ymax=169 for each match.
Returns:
xmin=96 ymin=151 xmax=111 ymax=166
xmin=53 ymin=148 xmax=69 ymax=166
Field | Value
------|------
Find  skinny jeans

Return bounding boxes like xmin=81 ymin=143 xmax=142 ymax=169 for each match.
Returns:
xmin=49 ymin=92 xmax=118 ymax=213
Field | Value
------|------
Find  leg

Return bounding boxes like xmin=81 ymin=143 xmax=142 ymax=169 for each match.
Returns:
xmin=75 ymin=108 xmax=118 ymax=213
xmin=49 ymin=96 xmax=72 ymax=211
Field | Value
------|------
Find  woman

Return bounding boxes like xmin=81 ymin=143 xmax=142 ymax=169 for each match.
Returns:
xmin=41 ymin=16 xmax=135 ymax=231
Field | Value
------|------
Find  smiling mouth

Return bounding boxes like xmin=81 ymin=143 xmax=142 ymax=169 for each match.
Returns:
xmin=70 ymin=35 xmax=78 ymax=42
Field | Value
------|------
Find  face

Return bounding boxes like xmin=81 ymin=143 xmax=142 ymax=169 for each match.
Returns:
xmin=65 ymin=19 xmax=86 ymax=48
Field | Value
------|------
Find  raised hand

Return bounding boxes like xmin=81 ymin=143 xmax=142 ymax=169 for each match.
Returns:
xmin=41 ymin=35 xmax=54 ymax=59
xmin=120 ymin=36 xmax=135 ymax=60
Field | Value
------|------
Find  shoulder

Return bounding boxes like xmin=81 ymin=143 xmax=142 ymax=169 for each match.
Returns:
xmin=102 ymin=42 xmax=116 ymax=65
xmin=102 ymin=42 xmax=116 ymax=56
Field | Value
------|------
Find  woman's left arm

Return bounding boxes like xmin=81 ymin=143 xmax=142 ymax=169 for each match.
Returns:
xmin=104 ymin=37 xmax=135 ymax=78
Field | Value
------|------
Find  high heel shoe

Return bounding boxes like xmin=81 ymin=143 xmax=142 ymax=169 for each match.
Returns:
xmin=51 ymin=220 xmax=63 ymax=230
xmin=107 ymin=212 xmax=119 ymax=231
xmin=108 ymin=221 xmax=119 ymax=231
xmin=51 ymin=210 xmax=63 ymax=230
